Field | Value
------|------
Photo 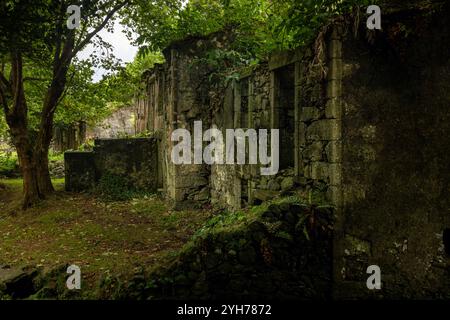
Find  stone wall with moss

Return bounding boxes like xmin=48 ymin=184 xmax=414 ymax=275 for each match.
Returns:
xmin=209 ymin=35 xmax=342 ymax=210
xmin=98 ymin=200 xmax=333 ymax=300
xmin=123 ymin=1 xmax=450 ymax=299
xmin=135 ymin=31 xmax=237 ymax=206
xmin=334 ymin=3 xmax=450 ymax=299
xmin=65 ymin=138 xmax=160 ymax=194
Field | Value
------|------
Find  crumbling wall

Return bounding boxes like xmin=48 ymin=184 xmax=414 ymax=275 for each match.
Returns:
xmin=65 ymin=138 xmax=160 ymax=193
xmin=136 ymin=32 xmax=236 ymax=206
xmin=87 ymin=106 xmax=136 ymax=139
xmin=128 ymin=2 xmax=450 ymax=299
xmin=297 ymin=32 xmax=343 ymax=206
xmin=210 ymin=40 xmax=341 ymax=210
xmin=210 ymin=66 xmax=274 ymax=209
xmin=53 ymin=121 xmax=87 ymax=152
xmin=64 ymin=150 xmax=95 ymax=192
xmin=103 ymin=201 xmax=333 ymax=300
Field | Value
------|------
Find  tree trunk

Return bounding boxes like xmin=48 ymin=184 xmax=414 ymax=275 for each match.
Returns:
xmin=4 ymin=52 xmax=56 ymax=208
xmin=36 ymin=147 xmax=54 ymax=195
xmin=9 ymin=120 xmax=54 ymax=208
xmin=18 ymin=146 xmax=41 ymax=209
xmin=7 ymin=112 xmax=44 ymax=208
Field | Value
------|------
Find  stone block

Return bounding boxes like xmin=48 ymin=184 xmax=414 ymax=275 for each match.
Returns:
xmin=326 ymin=79 xmax=342 ymax=99
xmin=303 ymin=164 xmax=312 ymax=179
xmin=326 ymin=185 xmax=342 ymax=206
xmin=194 ymin=187 xmax=210 ymax=201
xmin=65 ymin=151 xmax=95 ymax=192
xmin=325 ymin=98 xmax=342 ymax=119
xmin=281 ymin=176 xmax=295 ymax=191
xmin=267 ymin=180 xmax=281 ymax=191
xmin=311 ymin=162 xmax=329 ymax=181
xmin=328 ymin=163 xmax=342 ymax=186
xmin=306 ymin=119 xmax=341 ymax=141
xmin=300 ymin=107 xmax=320 ymax=122
xmin=327 ymin=58 xmax=342 ymax=81
xmin=303 ymin=141 xmax=323 ymax=161
xmin=325 ymin=140 xmax=342 ymax=163
xmin=328 ymin=39 xmax=342 ymax=59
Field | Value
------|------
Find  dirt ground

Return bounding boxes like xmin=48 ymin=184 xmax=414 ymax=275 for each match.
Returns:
xmin=0 ymin=178 xmax=212 ymax=295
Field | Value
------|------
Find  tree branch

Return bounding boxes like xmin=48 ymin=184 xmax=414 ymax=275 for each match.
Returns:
xmin=11 ymin=52 xmax=24 ymax=114
xmin=23 ymin=77 xmax=51 ymax=82
xmin=69 ymin=0 xmax=130 ymax=62
xmin=52 ymin=2 xmax=65 ymax=73
xmin=0 ymin=70 xmax=10 ymax=91
xmin=0 ymin=67 xmax=11 ymax=114
xmin=0 ymin=85 xmax=8 ymax=114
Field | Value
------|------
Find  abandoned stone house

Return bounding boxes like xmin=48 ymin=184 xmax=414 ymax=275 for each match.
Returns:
xmin=66 ymin=3 xmax=450 ymax=299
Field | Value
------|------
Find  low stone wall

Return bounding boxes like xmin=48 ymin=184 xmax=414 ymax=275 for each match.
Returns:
xmin=103 ymin=201 xmax=333 ymax=300
xmin=65 ymin=138 xmax=160 ymax=193
xmin=65 ymin=151 xmax=95 ymax=191
xmin=0 ymin=264 xmax=81 ymax=300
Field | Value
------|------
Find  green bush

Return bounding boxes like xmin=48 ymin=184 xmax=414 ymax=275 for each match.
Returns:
xmin=0 ymin=150 xmax=66 ymax=178
xmin=48 ymin=151 xmax=64 ymax=163
xmin=0 ymin=152 xmax=19 ymax=177
xmin=95 ymin=173 xmax=150 ymax=201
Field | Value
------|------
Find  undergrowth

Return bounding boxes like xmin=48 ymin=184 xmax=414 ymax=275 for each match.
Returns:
xmin=94 ymin=173 xmax=153 ymax=201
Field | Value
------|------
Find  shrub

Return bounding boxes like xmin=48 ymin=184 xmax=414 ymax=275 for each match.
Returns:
xmin=0 ymin=152 xmax=19 ymax=177
xmin=95 ymin=173 xmax=151 ymax=201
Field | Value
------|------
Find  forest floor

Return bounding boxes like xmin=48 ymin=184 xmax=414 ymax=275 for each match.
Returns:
xmin=0 ymin=178 xmax=212 ymax=297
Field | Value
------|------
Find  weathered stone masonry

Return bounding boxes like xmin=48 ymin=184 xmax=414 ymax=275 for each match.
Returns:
xmin=65 ymin=138 xmax=161 ymax=193
xmin=134 ymin=6 xmax=450 ymax=298
xmin=66 ymin=3 xmax=450 ymax=299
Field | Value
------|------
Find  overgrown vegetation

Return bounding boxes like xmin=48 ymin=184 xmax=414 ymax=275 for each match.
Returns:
xmin=92 ymin=191 xmax=335 ymax=300
xmin=0 ymin=151 xmax=18 ymax=177
xmin=0 ymin=174 xmax=334 ymax=299
xmin=193 ymin=190 xmax=333 ymax=240
xmin=0 ymin=178 xmax=211 ymax=298
xmin=0 ymin=0 xmax=376 ymax=208
xmin=94 ymin=173 xmax=154 ymax=201
xmin=125 ymin=0 xmax=376 ymax=60
xmin=0 ymin=151 xmax=64 ymax=178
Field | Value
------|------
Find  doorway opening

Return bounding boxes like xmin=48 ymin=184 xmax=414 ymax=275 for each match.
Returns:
xmin=274 ymin=64 xmax=295 ymax=170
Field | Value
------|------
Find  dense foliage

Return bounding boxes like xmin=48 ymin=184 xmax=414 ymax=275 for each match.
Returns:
xmin=124 ymin=0 xmax=376 ymax=60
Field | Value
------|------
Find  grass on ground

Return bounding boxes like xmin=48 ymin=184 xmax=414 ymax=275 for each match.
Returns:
xmin=0 ymin=178 xmax=211 ymax=297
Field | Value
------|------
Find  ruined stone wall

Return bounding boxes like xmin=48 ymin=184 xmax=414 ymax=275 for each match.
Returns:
xmin=136 ymin=32 xmax=235 ymax=206
xmin=209 ymin=40 xmax=341 ymax=210
xmin=210 ymin=66 xmax=273 ymax=209
xmin=334 ymin=4 xmax=450 ymax=299
xmin=210 ymin=64 xmax=298 ymax=209
xmin=52 ymin=121 xmax=87 ymax=152
xmin=64 ymin=2 xmax=450 ymax=299
xmin=297 ymin=33 xmax=343 ymax=206
xmin=65 ymin=138 xmax=160 ymax=193
xmin=87 ymin=106 xmax=136 ymax=139
xmin=108 ymin=201 xmax=333 ymax=300
xmin=168 ymin=44 xmax=212 ymax=205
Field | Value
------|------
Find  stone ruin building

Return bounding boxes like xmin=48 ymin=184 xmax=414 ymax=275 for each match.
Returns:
xmin=66 ymin=2 xmax=450 ymax=299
